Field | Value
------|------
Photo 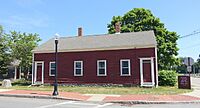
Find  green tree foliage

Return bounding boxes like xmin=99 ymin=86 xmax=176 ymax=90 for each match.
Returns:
xmin=107 ymin=8 xmax=179 ymax=70
xmin=158 ymin=70 xmax=177 ymax=86
xmin=0 ymin=25 xmax=41 ymax=77
xmin=192 ymin=57 xmax=200 ymax=73
xmin=7 ymin=31 xmax=41 ymax=76
xmin=176 ymin=57 xmax=187 ymax=74
xmin=0 ymin=26 xmax=10 ymax=74
xmin=197 ymin=57 xmax=200 ymax=64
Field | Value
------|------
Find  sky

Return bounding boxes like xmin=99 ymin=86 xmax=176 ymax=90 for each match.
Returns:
xmin=0 ymin=0 xmax=200 ymax=61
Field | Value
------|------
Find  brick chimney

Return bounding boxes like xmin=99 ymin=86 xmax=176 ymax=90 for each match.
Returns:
xmin=78 ymin=27 xmax=83 ymax=36
xmin=115 ymin=22 xmax=121 ymax=34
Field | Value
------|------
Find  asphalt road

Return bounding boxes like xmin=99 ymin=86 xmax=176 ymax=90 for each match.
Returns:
xmin=191 ymin=77 xmax=200 ymax=87
xmin=0 ymin=97 xmax=200 ymax=108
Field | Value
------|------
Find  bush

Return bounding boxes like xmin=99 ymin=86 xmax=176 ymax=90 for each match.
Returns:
xmin=12 ymin=78 xmax=31 ymax=86
xmin=158 ymin=70 xmax=177 ymax=86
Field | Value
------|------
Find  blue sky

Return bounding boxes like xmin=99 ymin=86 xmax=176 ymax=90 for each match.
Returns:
xmin=0 ymin=0 xmax=200 ymax=61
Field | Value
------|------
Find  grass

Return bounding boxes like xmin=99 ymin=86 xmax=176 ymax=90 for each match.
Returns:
xmin=0 ymin=85 xmax=192 ymax=95
xmin=0 ymin=79 xmax=192 ymax=95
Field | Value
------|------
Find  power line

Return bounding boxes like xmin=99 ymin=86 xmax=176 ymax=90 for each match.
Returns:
xmin=179 ymin=43 xmax=200 ymax=51
xmin=178 ymin=29 xmax=200 ymax=51
xmin=179 ymin=30 xmax=200 ymax=39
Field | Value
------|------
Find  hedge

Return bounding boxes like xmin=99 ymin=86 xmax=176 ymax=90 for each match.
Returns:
xmin=158 ymin=70 xmax=177 ymax=86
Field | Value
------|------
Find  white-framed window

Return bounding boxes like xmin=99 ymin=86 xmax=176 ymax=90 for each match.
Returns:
xmin=97 ymin=60 xmax=107 ymax=76
xmin=120 ymin=59 xmax=131 ymax=76
xmin=74 ymin=61 xmax=83 ymax=76
xmin=49 ymin=62 xmax=55 ymax=76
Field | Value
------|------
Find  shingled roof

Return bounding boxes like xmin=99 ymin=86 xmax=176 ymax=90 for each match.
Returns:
xmin=33 ymin=31 xmax=156 ymax=53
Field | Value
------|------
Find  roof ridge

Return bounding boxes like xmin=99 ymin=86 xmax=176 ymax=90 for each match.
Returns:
xmin=58 ymin=30 xmax=153 ymax=39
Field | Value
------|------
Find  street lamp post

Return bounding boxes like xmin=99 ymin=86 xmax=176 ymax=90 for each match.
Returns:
xmin=52 ymin=33 xmax=59 ymax=96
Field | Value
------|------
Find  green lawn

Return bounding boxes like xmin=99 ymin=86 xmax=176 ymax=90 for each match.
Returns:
xmin=0 ymin=85 xmax=192 ymax=95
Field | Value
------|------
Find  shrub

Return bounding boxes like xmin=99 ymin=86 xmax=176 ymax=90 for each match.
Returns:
xmin=12 ymin=78 xmax=31 ymax=86
xmin=158 ymin=70 xmax=177 ymax=86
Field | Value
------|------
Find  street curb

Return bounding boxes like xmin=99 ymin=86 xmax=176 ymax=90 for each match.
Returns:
xmin=0 ymin=94 xmax=200 ymax=104
xmin=107 ymin=100 xmax=200 ymax=104
xmin=0 ymin=94 xmax=80 ymax=101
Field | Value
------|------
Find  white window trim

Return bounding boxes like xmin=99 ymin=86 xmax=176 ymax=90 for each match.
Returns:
xmin=120 ymin=59 xmax=131 ymax=76
xmin=97 ymin=60 xmax=107 ymax=76
xmin=49 ymin=61 xmax=55 ymax=76
xmin=74 ymin=61 xmax=83 ymax=76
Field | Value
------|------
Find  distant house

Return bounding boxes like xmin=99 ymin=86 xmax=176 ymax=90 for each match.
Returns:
xmin=32 ymin=27 xmax=158 ymax=87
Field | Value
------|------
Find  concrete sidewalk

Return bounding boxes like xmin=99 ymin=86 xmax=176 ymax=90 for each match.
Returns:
xmin=0 ymin=89 xmax=200 ymax=104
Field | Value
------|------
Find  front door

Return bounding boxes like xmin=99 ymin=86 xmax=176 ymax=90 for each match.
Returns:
xmin=16 ymin=68 xmax=20 ymax=79
xmin=34 ymin=62 xmax=44 ymax=84
xmin=140 ymin=58 xmax=155 ymax=87
xmin=142 ymin=60 xmax=152 ymax=82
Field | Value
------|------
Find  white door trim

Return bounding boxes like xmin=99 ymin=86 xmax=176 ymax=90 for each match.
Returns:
xmin=140 ymin=58 xmax=155 ymax=87
xmin=34 ymin=61 xmax=44 ymax=84
xmin=32 ymin=53 xmax=34 ymax=84
xmin=155 ymin=48 xmax=158 ymax=87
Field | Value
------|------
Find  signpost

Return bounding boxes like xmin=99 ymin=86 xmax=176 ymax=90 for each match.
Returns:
xmin=184 ymin=57 xmax=194 ymax=75
xmin=178 ymin=57 xmax=193 ymax=89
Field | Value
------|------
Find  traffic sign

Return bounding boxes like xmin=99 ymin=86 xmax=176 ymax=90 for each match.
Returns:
xmin=184 ymin=57 xmax=194 ymax=66
xmin=187 ymin=66 xmax=192 ymax=72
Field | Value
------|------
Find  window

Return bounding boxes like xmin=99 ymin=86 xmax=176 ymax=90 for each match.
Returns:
xmin=74 ymin=61 xmax=83 ymax=76
xmin=97 ymin=60 xmax=107 ymax=76
xmin=49 ymin=62 xmax=55 ymax=76
xmin=120 ymin=59 xmax=131 ymax=76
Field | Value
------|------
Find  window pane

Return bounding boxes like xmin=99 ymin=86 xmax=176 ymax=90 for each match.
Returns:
xmin=76 ymin=69 xmax=81 ymax=75
xmin=122 ymin=61 xmax=128 ymax=67
xmin=76 ymin=62 xmax=81 ymax=68
xmin=99 ymin=62 xmax=105 ymax=68
xmin=51 ymin=63 xmax=55 ymax=69
xmin=51 ymin=70 xmax=55 ymax=75
xmin=122 ymin=68 xmax=129 ymax=75
xmin=99 ymin=69 xmax=105 ymax=75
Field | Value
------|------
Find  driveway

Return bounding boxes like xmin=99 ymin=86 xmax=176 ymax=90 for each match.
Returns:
xmin=191 ymin=77 xmax=200 ymax=88
xmin=183 ymin=77 xmax=200 ymax=98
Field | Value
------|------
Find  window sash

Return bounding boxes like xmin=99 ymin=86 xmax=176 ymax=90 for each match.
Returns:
xmin=99 ymin=69 xmax=106 ymax=74
xmin=75 ymin=69 xmax=82 ymax=75
xmin=49 ymin=62 xmax=55 ymax=76
xmin=122 ymin=61 xmax=129 ymax=67
xmin=122 ymin=67 xmax=129 ymax=74
xmin=120 ymin=59 xmax=131 ymax=76
xmin=50 ymin=70 xmax=55 ymax=75
xmin=75 ymin=62 xmax=82 ymax=68
xmin=74 ymin=61 xmax=83 ymax=76
xmin=97 ymin=60 xmax=106 ymax=76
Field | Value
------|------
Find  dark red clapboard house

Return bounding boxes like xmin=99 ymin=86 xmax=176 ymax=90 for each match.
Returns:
xmin=32 ymin=27 xmax=158 ymax=87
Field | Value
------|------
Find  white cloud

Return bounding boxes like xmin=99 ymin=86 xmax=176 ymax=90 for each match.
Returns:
xmin=0 ymin=0 xmax=49 ymax=31
xmin=0 ymin=15 xmax=49 ymax=30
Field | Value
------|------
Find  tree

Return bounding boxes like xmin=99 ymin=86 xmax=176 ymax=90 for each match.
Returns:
xmin=0 ymin=25 xmax=10 ymax=75
xmin=107 ymin=8 xmax=179 ymax=70
xmin=7 ymin=31 xmax=41 ymax=78
xmin=176 ymin=57 xmax=187 ymax=73
xmin=193 ymin=57 xmax=200 ymax=73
